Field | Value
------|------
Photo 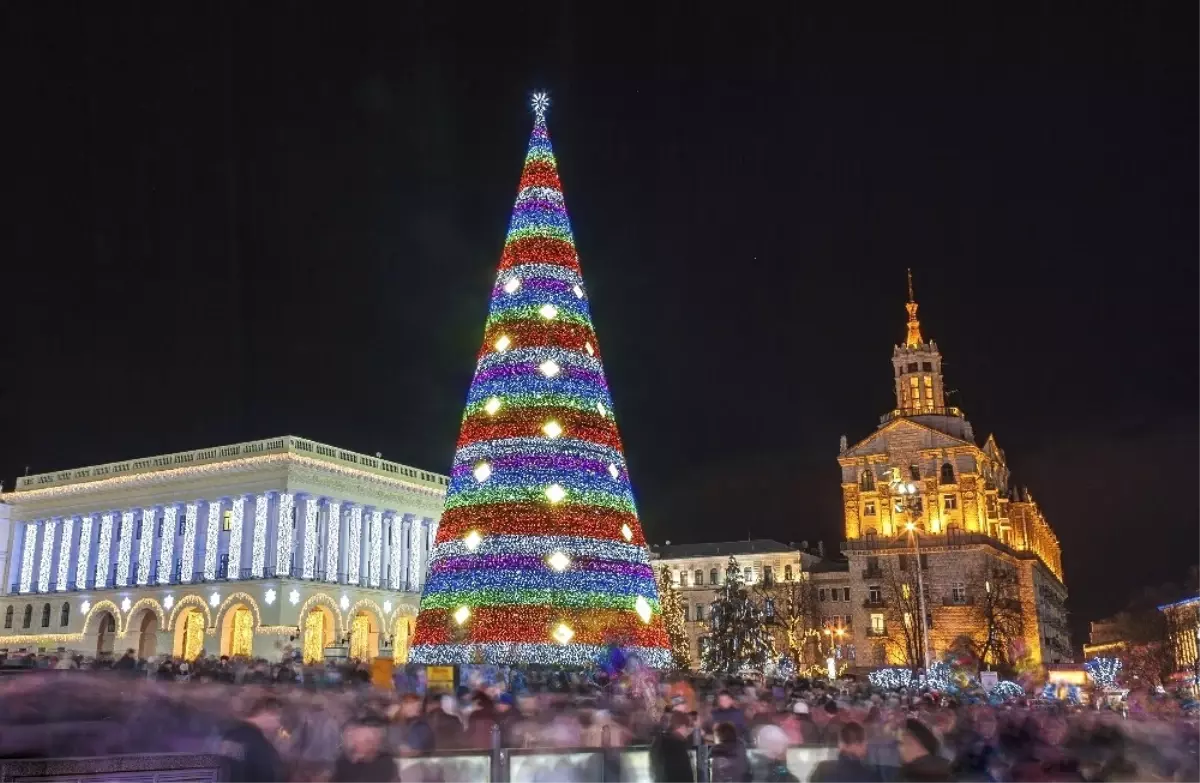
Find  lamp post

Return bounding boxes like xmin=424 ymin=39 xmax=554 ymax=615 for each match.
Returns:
xmin=892 ymin=477 xmax=932 ymax=671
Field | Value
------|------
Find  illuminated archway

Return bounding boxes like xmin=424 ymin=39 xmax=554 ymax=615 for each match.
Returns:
xmin=167 ymin=594 xmax=212 ymax=632
xmin=173 ymin=608 xmax=207 ymax=661
xmin=302 ymin=605 xmax=336 ymax=664
xmin=393 ymin=614 xmax=416 ymax=664
xmin=96 ymin=612 xmax=117 ymax=657
xmin=219 ymin=603 xmax=257 ymax=658
xmin=136 ymin=612 xmax=158 ymax=659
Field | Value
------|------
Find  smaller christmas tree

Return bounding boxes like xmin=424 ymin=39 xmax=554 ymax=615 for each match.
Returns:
xmin=702 ymin=556 xmax=772 ymax=674
xmin=657 ymin=565 xmax=692 ymax=670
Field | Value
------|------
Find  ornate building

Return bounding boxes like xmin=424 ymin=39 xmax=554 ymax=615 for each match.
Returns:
xmin=838 ymin=274 xmax=1070 ymax=668
xmin=0 ymin=436 xmax=446 ymax=664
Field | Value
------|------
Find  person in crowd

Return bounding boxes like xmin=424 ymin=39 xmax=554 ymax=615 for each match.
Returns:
xmin=389 ymin=692 xmax=435 ymax=754
xmin=331 ymin=714 xmax=398 ymax=783
xmin=897 ymin=717 xmax=953 ymax=782
xmin=113 ymin=649 xmax=137 ymax=672
xmin=755 ymin=724 xmax=799 ymax=782
xmin=709 ymin=721 xmax=751 ymax=783
xmin=428 ymin=693 xmax=463 ymax=749
xmin=220 ymin=697 xmax=287 ymax=783
xmin=808 ymin=721 xmax=881 ymax=782
xmin=651 ymin=709 xmax=696 ymax=782
xmin=463 ymin=690 xmax=498 ymax=748
xmin=709 ymin=690 xmax=748 ymax=739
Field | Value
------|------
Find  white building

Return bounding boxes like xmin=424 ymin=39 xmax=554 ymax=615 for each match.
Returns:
xmin=0 ymin=436 xmax=447 ymax=664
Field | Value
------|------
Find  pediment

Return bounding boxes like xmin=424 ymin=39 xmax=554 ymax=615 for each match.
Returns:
xmin=842 ymin=418 xmax=973 ymax=459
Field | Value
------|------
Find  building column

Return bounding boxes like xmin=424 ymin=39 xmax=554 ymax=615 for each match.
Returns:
xmin=408 ymin=518 xmax=425 ymax=591
xmin=38 ymin=519 xmax=57 ymax=593
xmin=137 ymin=507 xmax=156 ymax=586
xmin=57 ymin=516 xmax=76 ymax=592
xmin=157 ymin=506 xmax=179 ymax=585
xmin=275 ymin=492 xmax=295 ymax=578
xmin=325 ymin=500 xmax=342 ymax=583
xmin=251 ymin=495 xmax=269 ymax=578
xmin=368 ymin=510 xmax=383 ymax=588
xmin=301 ymin=495 xmax=320 ymax=580
xmin=227 ymin=496 xmax=246 ymax=580
xmin=179 ymin=502 xmax=199 ymax=584
xmin=95 ymin=512 xmax=115 ymax=589
xmin=77 ymin=514 xmax=95 ymax=590
xmin=346 ymin=505 xmax=364 ymax=585
xmin=203 ymin=499 xmax=223 ymax=581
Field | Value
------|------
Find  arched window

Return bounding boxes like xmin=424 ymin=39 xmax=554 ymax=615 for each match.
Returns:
xmin=60 ymin=602 xmax=70 ymax=627
xmin=710 ymin=568 xmax=719 ymax=586
xmin=860 ymin=469 xmax=875 ymax=491
xmin=3 ymin=606 xmax=12 ymax=629
xmin=41 ymin=603 xmax=51 ymax=628
xmin=940 ymin=463 xmax=955 ymax=484
xmin=22 ymin=604 xmax=32 ymax=629
xmin=909 ymin=464 xmax=921 ymax=481
xmin=694 ymin=569 xmax=704 ymax=586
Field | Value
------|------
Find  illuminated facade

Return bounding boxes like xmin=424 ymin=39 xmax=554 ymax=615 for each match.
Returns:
xmin=0 ymin=436 xmax=443 ymax=662
xmin=838 ymin=275 xmax=1071 ymax=668
xmin=1159 ymin=596 xmax=1200 ymax=680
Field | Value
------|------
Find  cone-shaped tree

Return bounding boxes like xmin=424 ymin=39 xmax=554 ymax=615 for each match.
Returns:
xmin=410 ymin=96 xmax=671 ymax=667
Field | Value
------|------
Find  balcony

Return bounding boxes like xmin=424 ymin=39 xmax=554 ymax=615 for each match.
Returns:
xmin=861 ymin=567 xmax=883 ymax=579
xmin=865 ymin=628 xmax=888 ymax=638
xmin=942 ymin=596 xmax=973 ymax=607
xmin=862 ymin=597 xmax=885 ymax=609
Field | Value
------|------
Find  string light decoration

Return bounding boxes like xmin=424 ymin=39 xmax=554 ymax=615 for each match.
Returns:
xmin=326 ymin=501 xmax=341 ymax=583
xmin=136 ymin=509 xmax=155 ymax=585
xmin=77 ymin=514 xmax=93 ymax=591
xmin=868 ymin=667 xmax=914 ymax=690
xmin=302 ymin=497 xmax=320 ymax=579
xmin=180 ymin=503 xmax=198 ymax=583
xmin=408 ymin=518 xmax=424 ymax=590
xmin=39 ymin=519 xmax=56 ymax=593
xmin=369 ymin=510 xmax=383 ymax=587
xmin=252 ymin=495 xmax=268 ymax=577
xmin=95 ymin=513 xmax=114 ymax=588
xmin=275 ymin=493 xmax=294 ymax=577
xmin=389 ymin=515 xmax=404 ymax=589
xmin=1085 ymin=657 xmax=1122 ymax=688
xmin=115 ymin=511 xmax=134 ymax=587
xmin=203 ymin=501 xmax=221 ymax=581
xmin=347 ymin=505 xmax=362 ymax=584
xmin=227 ymin=497 xmax=244 ymax=580
xmin=410 ymin=96 xmax=670 ymax=667
xmin=989 ymin=680 xmax=1024 ymax=700
xmin=57 ymin=517 xmax=74 ymax=591
xmin=157 ymin=506 xmax=177 ymax=585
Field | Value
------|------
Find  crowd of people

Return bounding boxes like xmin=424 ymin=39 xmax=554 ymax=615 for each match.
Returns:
xmin=0 ymin=649 xmax=1195 ymax=782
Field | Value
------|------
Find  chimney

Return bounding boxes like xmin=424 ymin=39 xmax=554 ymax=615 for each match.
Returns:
xmin=817 ymin=541 xmax=825 ymax=558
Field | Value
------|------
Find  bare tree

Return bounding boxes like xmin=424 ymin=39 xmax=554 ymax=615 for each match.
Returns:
xmin=754 ymin=570 xmax=820 ymax=666
xmin=964 ymin=558 xmax=1024 ymax=668
xmin=879 ymin=554 xmax=926 ymax=669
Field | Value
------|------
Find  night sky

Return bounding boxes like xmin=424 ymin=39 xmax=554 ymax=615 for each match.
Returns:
xmin=4 ymin=4 xmax=1196 ymax=648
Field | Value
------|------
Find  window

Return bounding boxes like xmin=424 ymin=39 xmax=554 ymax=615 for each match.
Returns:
xmin=710 ymin=568 xmax=719 ymax=585
xmin=682 ymin=604 xmax=689 ymax=621
xmin=909 ymin=464 xmax=921 ymax=481
xmin=870 ymin=613 xmax=885 ymax=634
xmin=695 ymin=604 xmax=704 ymax=621
xmin=765 ymin=598 xmax=775 ymax=618
xmin=922 ymin=362 xmax=933 ymax=372
xmin=694 ymin=569 xmax=703 ymax=586
xmin=3 ymin=606 xmax=11 ymax=629
xmin=920 ymin=554 xmax=929 ymax=570
xmin=818 ymin=589 xmax=827 ymax=602
xmin=863 ymin=501 xmax=876 ymax=516
xmin=859 ymin=470 xmax=875 ymax=491
xmin=868 ymin=585 xmax=882 ymax=603
xmin=763 ymin=565 xmax=774 ymax=584
xmin=943 ymin=494 xmax=957 ymax=510
xmin=867 ymin=556 xmax=880 ymax=573
xmin=842 ymin=588 xmax=850 ymax=602
xmin=743 ymin=566 xmax=753 ymax=583
xmin=22 ymin=605 xmax=32 ymax=629
xmin=60 ymin=602 xmax=69 ymax=627
xmin=672 ymin=571 xmax=680 ymax=585
xmin=898 ymin=554 xmax=908 ymax=571
xmin=903 ymin=611 xmax=913 ymax=628
xmin=222 ymin=510 xmax=233 ymax=532
xmin=679 ymin=571 xmax=689 ymax=588
xmin=784 ymin=564 xmax=793 ymax=581
xmin=40 ymin=603 xmax=50 ymax=628
xmin=940 ymin=463 xmax=955 ymax=484
xmin=951 ymin=583 xmax=967 ymax=604
xmin=907 ymin=362 xmax=918 ymax=372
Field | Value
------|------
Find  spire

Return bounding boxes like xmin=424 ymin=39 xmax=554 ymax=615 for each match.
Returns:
xmin=905 ymin=268 xmax=923 ymax=348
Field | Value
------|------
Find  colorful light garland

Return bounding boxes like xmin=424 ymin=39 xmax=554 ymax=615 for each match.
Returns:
xmin=410 ymin=96 xmax=670 ymax=668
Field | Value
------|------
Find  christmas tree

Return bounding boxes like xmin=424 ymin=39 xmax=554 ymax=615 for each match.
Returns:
xmin=409 ymin=95 xmax=671 ymax=667
xmin=701 ymin=556 xmax=773 ymax=674
xmin=657 ymin=565 xmax=693 ymax=669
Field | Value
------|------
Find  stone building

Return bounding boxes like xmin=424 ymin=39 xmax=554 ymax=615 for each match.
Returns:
xmin=0 ymin=436 xmax=446 ymax=664
xmin=1158 ymin=595 xmax=1199 ymax=682
xmin=837 ymin=274 xmax=1071 ymax=669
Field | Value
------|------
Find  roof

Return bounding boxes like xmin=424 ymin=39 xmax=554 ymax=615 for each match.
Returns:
xmin=651 ymin=539 xmax=797 ymax=560
xmin=1157 ymin=594 xmax=1200 ymax=612
xmin=807 ymin=559 xmax=850 ymax=574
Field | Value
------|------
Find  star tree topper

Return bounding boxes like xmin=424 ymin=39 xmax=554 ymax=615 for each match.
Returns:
xmin=531 ymin=91 xmax=550 ymax=121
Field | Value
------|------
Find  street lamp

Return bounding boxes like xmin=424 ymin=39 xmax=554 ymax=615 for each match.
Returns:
xmin=892 ymin=478 xmax=932 ymax=671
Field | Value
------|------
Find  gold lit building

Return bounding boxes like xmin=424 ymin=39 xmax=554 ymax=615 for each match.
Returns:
xmin=838 ymin=273 xmax=1070 ymax=669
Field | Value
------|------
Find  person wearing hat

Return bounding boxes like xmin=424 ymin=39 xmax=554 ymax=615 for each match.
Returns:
xmin=897 ymin=718 xmax=952 ymax=782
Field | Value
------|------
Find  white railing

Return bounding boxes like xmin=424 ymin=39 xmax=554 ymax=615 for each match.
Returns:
xmin=12 ymin=436 xmax=449 ymax=492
